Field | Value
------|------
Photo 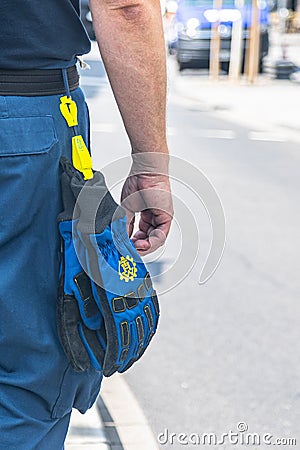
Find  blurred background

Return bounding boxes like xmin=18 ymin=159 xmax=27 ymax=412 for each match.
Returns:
xmin=77 ymin=1 xmax=300 ymax=448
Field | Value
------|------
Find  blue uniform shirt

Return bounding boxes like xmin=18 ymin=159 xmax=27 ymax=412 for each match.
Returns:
xmin=0 ymin=0 xmax=91 ymax=69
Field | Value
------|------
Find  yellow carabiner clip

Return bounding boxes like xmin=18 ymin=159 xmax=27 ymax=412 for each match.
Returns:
xmin=60 ymin=96 xmax=78 ymax=127
xmin=72 ymin=135 xmax=93 ymax=180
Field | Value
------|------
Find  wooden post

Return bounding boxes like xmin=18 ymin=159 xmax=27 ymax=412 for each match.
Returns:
xmin=209 ymin=0 xmax=223 ymax=80
xmin=248 ymin=0 xmax=260 ymax=83
xmin=229 ymin=0 xmax=244 ymax=81
xmin=244 ymin=28 xmax=250 ymax=76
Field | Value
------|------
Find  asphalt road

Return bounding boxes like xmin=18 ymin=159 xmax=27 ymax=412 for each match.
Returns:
xmin=81 ymin=58 xmax=300 ymax=450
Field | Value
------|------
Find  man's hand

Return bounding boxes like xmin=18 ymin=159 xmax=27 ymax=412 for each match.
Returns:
xmin=121 ymin=170 xmax=173 ymax=255
xmin=90 ymin=0 xmax=172 ymax=252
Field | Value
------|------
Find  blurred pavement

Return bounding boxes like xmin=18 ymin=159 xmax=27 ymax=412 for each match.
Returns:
xmin=170 ymin=30 xmax=300 ymax=144
xmin=65 ymin=403 xmax=110 ymax=450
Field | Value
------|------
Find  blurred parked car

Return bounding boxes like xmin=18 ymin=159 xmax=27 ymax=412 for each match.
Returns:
xmin=168 ymin=0 xmax=270 ymax=72
xmin=80 ymin=0 xmax=96 ymax=40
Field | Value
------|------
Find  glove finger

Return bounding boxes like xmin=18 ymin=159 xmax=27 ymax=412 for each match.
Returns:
xmin=77 ymin=322 xmax=105 ymax=371
xmin=59 ymin=219 xmax=103 ymax=330
xmin=118 ymin=301 xmax=158 ymax=373
xmin=73 ymin=270 xmax=103 ymax=330
xmin=57 ymin=287 xmax=91 ymax=372
xmin=93 ymin=283 xmax=121 ymax=377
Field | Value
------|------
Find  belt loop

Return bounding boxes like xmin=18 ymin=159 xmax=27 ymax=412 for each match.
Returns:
xmin=62 ymin=68 xmax=71 ymax=98
xmin=0 ymin=97 xmax=8 ymax=118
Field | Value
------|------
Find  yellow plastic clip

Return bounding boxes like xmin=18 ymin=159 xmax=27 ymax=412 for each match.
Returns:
xmin=60 ymin=96 xmax=78 ymax=127
xmin=72 ymin=135 xmax=93 ymax=180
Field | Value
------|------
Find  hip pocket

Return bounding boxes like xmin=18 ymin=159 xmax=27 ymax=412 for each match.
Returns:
xmin=51 ymin=365 xmax=103 ymax=419
xmin=0 ymin=115 xmax=57 ymax=156
xmin=0 ymin=115 xmax=61 ymax=246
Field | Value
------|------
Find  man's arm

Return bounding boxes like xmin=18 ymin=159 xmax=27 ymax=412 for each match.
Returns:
xmin=90 ymin=0 xmax=167 ymax=155
xmin=90 ymin=0 xmax=173 ymax=254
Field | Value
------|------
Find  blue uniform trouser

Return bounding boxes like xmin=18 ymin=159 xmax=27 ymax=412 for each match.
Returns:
xmin=0 ymin=88 xmax=103 ymax=449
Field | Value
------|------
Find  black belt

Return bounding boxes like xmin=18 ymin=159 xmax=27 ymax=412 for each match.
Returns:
xmin=0 ymin=66 xmax=79 ymax=96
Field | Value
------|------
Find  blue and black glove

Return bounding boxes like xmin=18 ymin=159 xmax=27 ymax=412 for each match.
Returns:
xmin=57 ymin=169 xmax=106 ymax=372
xmin=57 ymin=158 xmax=159 ymax=377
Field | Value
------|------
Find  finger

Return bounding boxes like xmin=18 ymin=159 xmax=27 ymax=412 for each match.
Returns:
xmin=148 ymin=228 xmax=167 ymax=252
xmin=134 ymin=238 xmax=152 ymax=252
xmin=127 ymin=214 xmax=135 ymax=238
xmin=135 ymin=228 xmax=167 ymax=255
xmin=139 ymin=210 xmax=172 ymax=237
xmin=122 ymin=206 xmax=135 ymax=237
xmin=131 ymin=230 xmax=146 ymax=244
xmin=132 ymin=229 xmax=153 ymax=241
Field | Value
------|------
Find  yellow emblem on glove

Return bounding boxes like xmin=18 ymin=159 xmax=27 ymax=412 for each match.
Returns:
xmin=118 ymin=255 xmax=137 ymax=282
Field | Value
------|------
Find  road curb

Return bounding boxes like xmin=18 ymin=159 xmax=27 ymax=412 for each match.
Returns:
xmin=100 ymin=374 xmax=160 ymax=450
xmin=65 ymin=401 xmax=111 ymax=450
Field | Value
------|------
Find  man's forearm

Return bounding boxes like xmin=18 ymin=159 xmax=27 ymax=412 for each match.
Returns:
xmin=90 ymin=0 xmax=168 ymax=155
